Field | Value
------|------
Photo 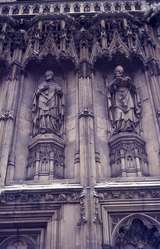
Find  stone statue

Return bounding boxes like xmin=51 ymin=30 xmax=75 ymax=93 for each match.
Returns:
xmin=107 ymin=65 xmax=141 ymax=134
xmin=32 ymin=70 xmax=64 ymax=137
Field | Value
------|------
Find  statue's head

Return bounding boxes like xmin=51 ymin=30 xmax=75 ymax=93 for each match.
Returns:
xmin=114 ymin=65 xmax=124 ymax=78
xmin=45 ymin=70 xmax=54 ymax=82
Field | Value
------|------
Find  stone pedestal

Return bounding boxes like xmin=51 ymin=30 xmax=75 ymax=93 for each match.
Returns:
xmin=108 ymin=132 xmax=149 ymax=177
xmin=27 ymin=134 xmax=65 ymax=180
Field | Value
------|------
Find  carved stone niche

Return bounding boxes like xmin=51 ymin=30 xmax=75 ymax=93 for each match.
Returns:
xmin=108 ymin=132 xmax=149 ymax=177
xmin=27 ymin=133 xmax=65 ymax=180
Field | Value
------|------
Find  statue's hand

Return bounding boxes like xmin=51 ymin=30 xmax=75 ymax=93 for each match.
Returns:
xmin=37 ymin=84 xmax=49 ymax=94
xmin=55 ymin=88 xmax=63 ymax=96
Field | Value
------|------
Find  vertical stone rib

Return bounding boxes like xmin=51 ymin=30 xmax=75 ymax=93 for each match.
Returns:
xmin=74 ymin=73 xmax=80 ymax=180
xmin=78 ymin=61 xmax=101 ymax=248
xmin=6 ymin=72 xmax=25 ymax=184
xmin=0 ymin=63 xmax=22 ymax=185
xmin=144 ymin=70 xmax=160 ymax=147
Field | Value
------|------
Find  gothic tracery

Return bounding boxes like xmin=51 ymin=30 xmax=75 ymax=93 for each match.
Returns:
xmin=0 ymin=0 xmax=159 ymax=249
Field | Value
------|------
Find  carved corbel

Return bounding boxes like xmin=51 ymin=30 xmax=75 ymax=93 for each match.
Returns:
xmin=146 ymin=58 xmax=160 ymax=76
xmin=77 ymin=190 xmax=87 ymax=226
xmin=78 ymin=108 xmax=94 ymax=119
xmin=93 ymin=190 xmax=102 ymax=224
xmin=0 ymin=110 xmax=14 ymax=121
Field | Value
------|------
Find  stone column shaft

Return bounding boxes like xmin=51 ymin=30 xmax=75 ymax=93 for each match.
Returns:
xmin=0 ymin=64 xmax=22 ymax=185
xmin=5 ymin=72 xmax=25 ymax=184
xmin=74 ymin=73 xmax=80 ymax=180
xmin=144 ymin=70 xmax=160 ymax=146
xmin=78 ymin=61 xmax=101 ymax=249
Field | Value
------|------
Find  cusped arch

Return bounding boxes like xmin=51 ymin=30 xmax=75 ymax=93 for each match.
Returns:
xmin=93 ymin=52 xmax=145 ymax=76
xmin=23 ymin=53 xmax=75 ymax=76
xmin=23 ymin=54 xmax=60 ymax=76
xmin=0 ymin=235 xmax=37 ymax=249
xmin=111 ymin=213 xmax=160 ymax=247
xmin=22 ymin=14 xmax=76 ymax=73
xmin=91 ymin=39 xmax=147 ymax=71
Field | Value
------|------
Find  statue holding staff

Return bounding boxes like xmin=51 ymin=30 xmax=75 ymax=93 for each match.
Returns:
xmin=32 ymin=70 xmax=64 ymax=137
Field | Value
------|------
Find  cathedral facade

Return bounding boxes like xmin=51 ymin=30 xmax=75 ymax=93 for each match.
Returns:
xmin=0 ymin=0 xmax=160 ymax=248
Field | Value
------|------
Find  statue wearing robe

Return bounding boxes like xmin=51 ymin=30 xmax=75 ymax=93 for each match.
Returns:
xmin=107 ymin=65 xmax=141 ymax=134
xmin=32 ymin=70 xmax=64 ymax=137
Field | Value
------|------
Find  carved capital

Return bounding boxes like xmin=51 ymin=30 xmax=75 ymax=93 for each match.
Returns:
xmin=0 ymin=110 xmax=14 ymax=121
xmin=79 ymin=108 xmax=94 ymax=119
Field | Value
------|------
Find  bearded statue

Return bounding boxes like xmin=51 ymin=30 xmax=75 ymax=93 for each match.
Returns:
xmin=107 ymin=65 xmax=141 ymax=134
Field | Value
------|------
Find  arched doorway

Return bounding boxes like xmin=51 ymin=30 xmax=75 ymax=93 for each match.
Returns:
xmin=112 ymin=214 xmax=160 ymax=249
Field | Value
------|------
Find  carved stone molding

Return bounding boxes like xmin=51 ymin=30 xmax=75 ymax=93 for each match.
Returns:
xmin=97 ymin=187 xmax=160 ymax=202
xmin=0 ymin=12 xmax=157 ymax=74
xmin=0 ymin=189 xmax=81 ymax=205
xmin=0 ymin=200 xmax=61 ymax=249
xmin=0 ymin=1 xmax=149 ymax=17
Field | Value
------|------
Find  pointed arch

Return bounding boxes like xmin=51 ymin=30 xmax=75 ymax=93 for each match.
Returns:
xmin=111 ymin=213 xmax=160 ymax=247
xmin=0 ymin=235 xmax=37 ymax=249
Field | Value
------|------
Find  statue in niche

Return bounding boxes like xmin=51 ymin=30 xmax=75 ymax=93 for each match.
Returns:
xmin=32 ymin=70 xmax=64 ymax=137
xmin=107 ymin=65 xmax=141 ymax=134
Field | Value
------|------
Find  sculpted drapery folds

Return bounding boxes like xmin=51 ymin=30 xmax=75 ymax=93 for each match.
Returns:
xmin=32 ymin=70 xmax=64 ymax=137
xmin=107 ymin=65 xmax=142 ymax=134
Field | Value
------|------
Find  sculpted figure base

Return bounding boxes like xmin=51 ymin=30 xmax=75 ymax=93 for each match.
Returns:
xmin=27 ymin=70 xmax=65 ymax=181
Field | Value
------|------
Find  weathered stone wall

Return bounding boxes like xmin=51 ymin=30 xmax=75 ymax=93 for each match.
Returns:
xmin=0 ymin=0 xmax=160 ymax=248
